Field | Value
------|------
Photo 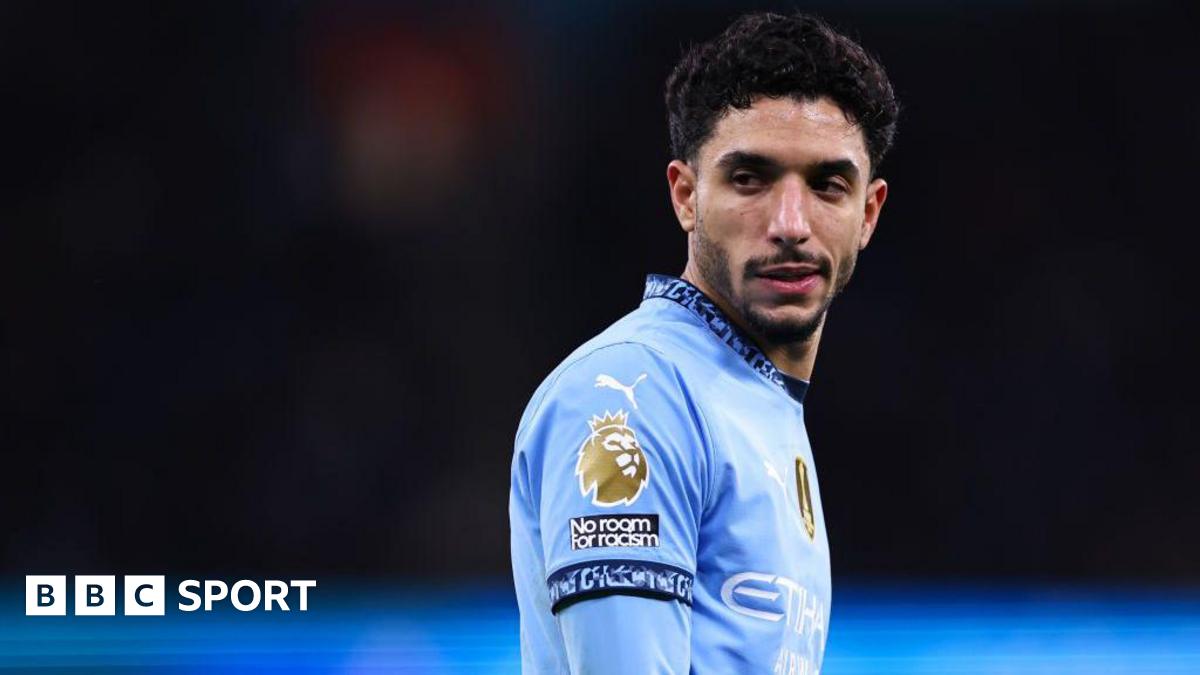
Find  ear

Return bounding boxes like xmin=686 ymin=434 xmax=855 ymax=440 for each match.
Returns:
xmin=858 ymin=177 xmax=888 ymax=250
xmin=666 ymin=160 xmax=698 ymax=233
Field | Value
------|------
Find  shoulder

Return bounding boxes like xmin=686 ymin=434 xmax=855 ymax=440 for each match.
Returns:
xmin=514 ymin=334 xmax=714 ymax=468
xmin=511 ymin=312 xmax=718 ymax=532
xmin=519 ymin=340 xmax=682 ymax=440
xmin=518 ymin=301 xmax=710 ymax=430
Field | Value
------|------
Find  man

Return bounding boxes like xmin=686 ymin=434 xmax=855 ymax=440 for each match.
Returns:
xmin=510 ymin=11 xmax=898 ymax=674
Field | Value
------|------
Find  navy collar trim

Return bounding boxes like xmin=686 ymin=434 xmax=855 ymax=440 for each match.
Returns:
xmin=644 ymin=274 xmax=801 ymax=398
xmin=780 ymin=373 xmax=810 ymax=403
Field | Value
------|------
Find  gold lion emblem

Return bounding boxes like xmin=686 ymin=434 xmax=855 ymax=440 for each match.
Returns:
xmin=575 ymin=410 xmax=649 ymax=506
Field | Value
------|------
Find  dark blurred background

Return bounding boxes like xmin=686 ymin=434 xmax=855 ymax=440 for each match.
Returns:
xmin=4 ymin=0 xmax=1198 ymax=585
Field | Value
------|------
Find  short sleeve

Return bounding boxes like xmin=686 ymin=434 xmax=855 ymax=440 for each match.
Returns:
xmin=517 ymin=342 xmax=708 ymax=613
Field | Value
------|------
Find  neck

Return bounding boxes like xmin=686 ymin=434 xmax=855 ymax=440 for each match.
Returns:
xmin=764 ymin=322 xmax=821 ymax=381
xmin=681 ymin=265 xmax=822 ymax=381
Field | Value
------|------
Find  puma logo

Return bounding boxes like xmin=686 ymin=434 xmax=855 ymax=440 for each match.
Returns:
xmin=594 ymin=373 xmax=648 ymax=410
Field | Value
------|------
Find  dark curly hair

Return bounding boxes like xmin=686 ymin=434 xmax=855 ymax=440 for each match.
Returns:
xmin=665 ymin=12 xmax=899 ymax=176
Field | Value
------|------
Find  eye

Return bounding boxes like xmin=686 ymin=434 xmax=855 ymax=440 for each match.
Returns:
xmin=731 ymin=171 xmax=764 ymax=190
xmin=812 ymin=177 xmax=850 ymax=196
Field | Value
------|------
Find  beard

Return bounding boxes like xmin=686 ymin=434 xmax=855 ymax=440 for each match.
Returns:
xmin=692 ymin=215 xmax=855 ymax=347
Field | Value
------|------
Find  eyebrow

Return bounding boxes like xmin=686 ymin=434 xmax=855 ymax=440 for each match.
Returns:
xmin=714 ymin=150 xmax=779 ymax=173
xmin=813 ymin=158 xmax=861 ymax=183
xmin=713 ymin=150 xmax=861 ymax=183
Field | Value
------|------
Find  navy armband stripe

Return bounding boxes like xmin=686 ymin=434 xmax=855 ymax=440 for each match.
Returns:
xmin=546 ymin=559 xmax=694 ymax=614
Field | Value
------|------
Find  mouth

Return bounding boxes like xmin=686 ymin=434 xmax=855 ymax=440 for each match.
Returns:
xmin=753 ymin=263 xmax=824 ymax=296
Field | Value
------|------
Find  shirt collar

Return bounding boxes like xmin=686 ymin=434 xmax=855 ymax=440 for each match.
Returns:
xmin=642 ymin=274 xmax=808 ymax=403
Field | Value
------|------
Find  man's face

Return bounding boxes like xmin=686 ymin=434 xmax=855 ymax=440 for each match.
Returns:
xmin=668 ymin=96 xmax=887 ymax=345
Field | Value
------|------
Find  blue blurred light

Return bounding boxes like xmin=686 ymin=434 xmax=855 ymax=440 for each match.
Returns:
xmin=3 ymin=580 xmax=1198 ymax=673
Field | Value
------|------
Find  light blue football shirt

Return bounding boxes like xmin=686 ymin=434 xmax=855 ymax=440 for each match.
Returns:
xmin=510 ymin=275 xmax=831 ymax=674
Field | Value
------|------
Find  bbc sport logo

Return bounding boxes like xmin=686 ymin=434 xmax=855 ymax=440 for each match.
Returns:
xmin=25 ymin=575 xmax=316 ymax=616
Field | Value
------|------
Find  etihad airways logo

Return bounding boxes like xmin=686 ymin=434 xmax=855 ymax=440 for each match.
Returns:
xmin=25 ymin=576 xmax=316 ymax=616
xmin=720 ymin=572 xmax=827 ymax=641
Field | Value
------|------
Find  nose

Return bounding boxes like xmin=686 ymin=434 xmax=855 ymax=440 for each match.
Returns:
xmin=767 ymin=175 xmax=812 ymax=246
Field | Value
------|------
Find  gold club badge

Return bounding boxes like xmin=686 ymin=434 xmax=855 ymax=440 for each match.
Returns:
xmin=795 ymin=457 xmax=816 ymax=540
xmin=575 ymin=410 xmax=649 ymax=507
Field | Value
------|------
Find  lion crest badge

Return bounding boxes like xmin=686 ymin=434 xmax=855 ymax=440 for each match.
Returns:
xmin=575 ymin=410 xmax=649 ymax=507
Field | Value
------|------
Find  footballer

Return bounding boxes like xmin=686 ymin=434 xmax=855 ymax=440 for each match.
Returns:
xmin=510 ymin=11 xmax=898 ymax=674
